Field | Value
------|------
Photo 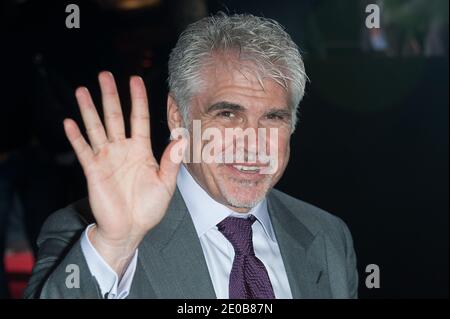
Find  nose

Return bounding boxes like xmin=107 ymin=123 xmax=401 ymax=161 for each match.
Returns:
xmin=234 ymin=119 xmax=269 ymax=164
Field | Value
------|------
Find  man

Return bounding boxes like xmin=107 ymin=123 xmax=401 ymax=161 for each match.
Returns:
xmin=25 ymin=13 xmax=358 ymax=299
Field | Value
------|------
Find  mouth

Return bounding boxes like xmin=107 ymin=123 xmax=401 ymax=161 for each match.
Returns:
xmin=222 ymin=163 xmax=270 ymax=181
xmin=231 ymin=164 xmax=262 ymax=173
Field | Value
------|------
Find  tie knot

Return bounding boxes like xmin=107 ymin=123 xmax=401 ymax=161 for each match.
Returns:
xmin=217 ymin=215 xmax=257 ymax=256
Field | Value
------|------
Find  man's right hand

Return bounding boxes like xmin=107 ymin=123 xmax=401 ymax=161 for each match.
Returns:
xmin=63 ymin=71 xmax=186 ymax=276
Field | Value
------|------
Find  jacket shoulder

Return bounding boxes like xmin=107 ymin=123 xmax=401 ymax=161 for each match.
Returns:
xmin=269 ymin=188 xmax=350 ymax=239
xmin=37 ymin=197 xmax=94 ymax=246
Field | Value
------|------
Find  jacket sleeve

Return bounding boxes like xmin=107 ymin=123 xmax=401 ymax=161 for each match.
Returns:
xmin=338 ymin=217 xmax=359 ymax=299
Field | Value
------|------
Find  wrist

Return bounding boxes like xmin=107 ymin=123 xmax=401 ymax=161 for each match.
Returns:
xmin=88 ymin=225 xmax=141 ymax=275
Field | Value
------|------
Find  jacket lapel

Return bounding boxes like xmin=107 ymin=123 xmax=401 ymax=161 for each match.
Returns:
xmin=267 ymin=192 xmax=331 ymax=298
xmin=132 ymin=188 xmax=216 ymax=298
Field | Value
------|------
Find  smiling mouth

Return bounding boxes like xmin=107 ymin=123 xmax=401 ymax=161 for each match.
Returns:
xmin=223 ymin=163 xmax=271 ymax=178
xmin=232 ymin=165 xmax=261 ymax=173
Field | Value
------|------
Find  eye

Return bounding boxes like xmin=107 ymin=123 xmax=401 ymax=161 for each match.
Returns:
xmin=217 ymin=110 xmax=235 ymax=118
xmin=266 ymin=113 xmax=284 ymax=120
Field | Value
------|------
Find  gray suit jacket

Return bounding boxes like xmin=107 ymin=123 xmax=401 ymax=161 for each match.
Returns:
xmin=24 ymin=188 xmax=358 ymax=299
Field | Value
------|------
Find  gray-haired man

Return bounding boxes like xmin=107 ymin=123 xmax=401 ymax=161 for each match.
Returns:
xmin=25 ymin=13 xmax=358 ymax=299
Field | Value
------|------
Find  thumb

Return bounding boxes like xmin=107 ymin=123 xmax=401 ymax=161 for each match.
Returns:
xmin=159 ymin=137 xmax=188 ymax=183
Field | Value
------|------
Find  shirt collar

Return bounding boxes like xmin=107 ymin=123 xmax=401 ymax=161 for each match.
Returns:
xmin=176 ymin=165 xmax=276 ymax=242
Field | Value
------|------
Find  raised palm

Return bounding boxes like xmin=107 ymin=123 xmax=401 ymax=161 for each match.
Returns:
xmin=64 ymin=72 xmax=185 ymax=248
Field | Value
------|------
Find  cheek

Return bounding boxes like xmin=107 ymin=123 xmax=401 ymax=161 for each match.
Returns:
xmin=274 ymin=133 xmax=290 ymax=173
xmin=279 ymin=132 xmax=290 ymax=156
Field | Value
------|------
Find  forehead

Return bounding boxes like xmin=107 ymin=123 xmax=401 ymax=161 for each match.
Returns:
xmin=193 ymin=55 xmax=290 ymax=111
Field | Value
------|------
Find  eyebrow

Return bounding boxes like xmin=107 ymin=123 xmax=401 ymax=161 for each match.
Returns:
xmin=206 ymin=101 xmax=245 ymax=113
xmin=265 ymin=108 xmax=292 ymax=118
xmin=206 ymin=101 xmax=290 ymax=116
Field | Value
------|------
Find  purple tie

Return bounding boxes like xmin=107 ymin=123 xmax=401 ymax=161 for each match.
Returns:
xmin=217 ymin=215 xmax=275 ymax=299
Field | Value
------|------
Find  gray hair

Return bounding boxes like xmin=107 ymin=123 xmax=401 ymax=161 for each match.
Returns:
xmin=168 ymin=12 xmax=307 ymax=131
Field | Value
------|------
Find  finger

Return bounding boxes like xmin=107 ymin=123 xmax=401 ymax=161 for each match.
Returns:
xmin=130 ymin=76 xmax=151 ymax=147
xmin=99 ymin=71 xmax=126 ymax=142
xmin=63 ymin=118 xmax=94 ymax=169
xmin=158 ymin=138 xmax=187 ymax=185
xmin=75 ymin=87 xmax=108 ymax=152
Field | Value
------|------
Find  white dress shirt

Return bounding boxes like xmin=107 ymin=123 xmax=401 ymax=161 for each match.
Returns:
xmin=80 ymin=165 xmax=293 ymax=299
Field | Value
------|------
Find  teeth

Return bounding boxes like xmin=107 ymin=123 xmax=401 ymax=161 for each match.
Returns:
xmin=233 ymin=165 xmax=260 ymax=172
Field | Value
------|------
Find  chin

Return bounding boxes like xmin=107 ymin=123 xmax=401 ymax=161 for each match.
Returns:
xmin=216 ymin=174 xmax=273 ymax=209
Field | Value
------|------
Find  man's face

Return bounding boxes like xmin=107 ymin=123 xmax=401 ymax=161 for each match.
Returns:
xmin=171 ymin=57 xmax=293 ymax=212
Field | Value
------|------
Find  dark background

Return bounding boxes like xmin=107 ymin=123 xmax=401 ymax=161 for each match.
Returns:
xmin=0 ymin=0 xmax=448 ymax=298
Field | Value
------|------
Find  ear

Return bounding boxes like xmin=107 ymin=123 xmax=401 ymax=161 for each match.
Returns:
xmin=167 ymin=94 xmax=183 ymax=131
